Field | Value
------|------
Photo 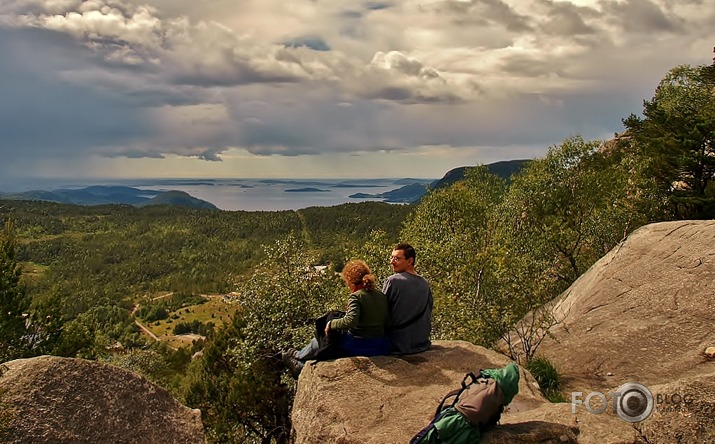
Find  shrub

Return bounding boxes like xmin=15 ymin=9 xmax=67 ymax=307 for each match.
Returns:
xmin=525 ymin=356 xmax=567 ymax=402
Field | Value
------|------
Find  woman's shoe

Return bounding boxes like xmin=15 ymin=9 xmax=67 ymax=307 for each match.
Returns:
xmin=281 ymin=348 xmax=298 ymax=366
xmin=286 ymin=355 xmax=304 ymax=379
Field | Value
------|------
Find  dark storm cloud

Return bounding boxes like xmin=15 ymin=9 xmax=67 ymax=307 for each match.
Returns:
xmin=438 ymin=0 xmax=533 ymax=32
xmin=365 ymin=2 xmax=394 ymax=11
xmin=0 ymin=28 xmax=154 ymax=159
xmin=604 ymin=0 xmax=682 ymax=33
xmin=106 ymin=149 xmax=165 ymax=159
xmin=340 ymin=10 xmax=364 ymax=19
xmin=539 ymin=1 xmax=598 ymax=37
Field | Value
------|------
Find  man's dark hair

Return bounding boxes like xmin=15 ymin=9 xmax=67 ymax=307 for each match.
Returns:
xmin=394 ymin=242 xmax=416 ymax=264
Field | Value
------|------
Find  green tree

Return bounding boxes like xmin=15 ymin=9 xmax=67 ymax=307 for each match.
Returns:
xmin=348 ymin=228 xmax=395 ymax=287
xmin=491 ymin=135 xmax=651 ymax=361
xmin=401 ymin=166 xmax=507 ymax=344
xmin=0 ymin=220 xmax=30 ymax=362
xmin=623 ymin=63 xmax=715 ymax=218
xmin=183 ymin=234 xmax=343 ymax=443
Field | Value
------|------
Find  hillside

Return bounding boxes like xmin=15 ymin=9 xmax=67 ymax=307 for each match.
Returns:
xmin=430 ymin=159 xmax=531 ymax=191
xmin=0 ymin=185 xmax=216 ymax=210
xmin=137 ymin=190 xmax=218 ymax=210
xmin=349 ymin=159 xmax=529 ymax=203
xmin=350 ymin=182 xmax=429 ymax=203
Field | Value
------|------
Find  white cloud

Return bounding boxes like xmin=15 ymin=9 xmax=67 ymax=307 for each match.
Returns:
xmin=0 ymin=0 xmax=713 ymax=180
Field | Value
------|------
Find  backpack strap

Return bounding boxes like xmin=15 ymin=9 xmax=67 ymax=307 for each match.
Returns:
xmin=431 ymin=370 xmax=483 ymax=418
xmin=411 ymin=369 xmax=496 ymax=443
xmin=410 ymin=406 xmax=453 ymax=444
xmin=433 ymin=388 xmax=460 ymax=418
xmin=462 ymin=371 xmax=480 ymax=388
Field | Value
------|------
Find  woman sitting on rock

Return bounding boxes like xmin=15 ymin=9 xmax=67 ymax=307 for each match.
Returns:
xmin=282 ymin=259 xmax=391 ymax=378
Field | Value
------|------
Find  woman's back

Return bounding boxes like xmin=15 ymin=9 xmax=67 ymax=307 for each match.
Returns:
xmin=329 ymin=288 xmax=389 ymax=338
xmin=351 ymin=288 xmax=389 ymax=338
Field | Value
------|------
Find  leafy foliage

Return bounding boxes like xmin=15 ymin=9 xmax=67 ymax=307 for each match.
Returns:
xmin=183 ymin=234 xmax=344 ymax=443
xmin=0 ymin=220 xmax=30 ymax=362
xmin=296 ymin=202 xmax=413 ymax=267
xmin=173 ymin=320 xmax=214 ymax=336
xmin=401 ymin=135 xmax=657 ymax=362
xmin=495 ymin=136 xmax=656 ymax=361
xmin=103 ymin=344 xmax=193 ymax=397
xmin=623 ymin=63 xmax=715 ymax=218
xmin=401 ymin=166 xmax=507 ymax=344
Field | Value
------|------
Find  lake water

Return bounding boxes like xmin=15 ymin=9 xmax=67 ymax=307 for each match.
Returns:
xmin=1 ymin=178 xmax=433 ymax=211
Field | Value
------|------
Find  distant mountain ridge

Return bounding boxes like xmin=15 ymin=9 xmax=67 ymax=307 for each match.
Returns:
xmin=0 ymin=186 xmax=218 ymax=210
xmin=350 ymin=159 xmax=530 ymax=203
xmin=350 ymin=182 xmax=430 ymax=203
xmin=1 ymin=161 xmax=529 ymax=209
xmin=430 ymin=159 xmax=531 ymax=191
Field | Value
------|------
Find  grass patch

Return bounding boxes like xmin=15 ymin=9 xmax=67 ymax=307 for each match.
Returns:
xmin=525 ymin=356 xmax=568 ymax=403
xmin=20 ymin=261 xmax=49 ymax=284
xmin=145 ymin=295 xmax=238 ymax=341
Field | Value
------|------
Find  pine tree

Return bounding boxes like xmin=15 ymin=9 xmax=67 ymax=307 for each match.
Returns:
xmin=623 ymin=63 xmax=715 ymax=218
xmin=0 ymin=219 xmax=29 ymax=362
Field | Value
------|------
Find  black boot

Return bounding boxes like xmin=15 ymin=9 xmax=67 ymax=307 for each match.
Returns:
xmin=281 ymin=348 xmax=298 ymax=365
xmin=286 ymin=355 xmax=304 ymax=379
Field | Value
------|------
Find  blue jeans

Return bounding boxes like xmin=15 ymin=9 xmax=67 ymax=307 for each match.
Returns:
xmin=296 ymin=337 xmax=319 ymax=360
xmin=340 ymin=334 xmax=390 ymax=357
xmin=295 ymin=333 xmax=390 ymax=361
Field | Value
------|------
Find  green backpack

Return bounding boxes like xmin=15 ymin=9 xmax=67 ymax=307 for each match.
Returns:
xmin=410 ymin=362 xmax=520 ymax=444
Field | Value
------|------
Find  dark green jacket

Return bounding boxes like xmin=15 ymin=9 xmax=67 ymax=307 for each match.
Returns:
xmin=329 ymin=288 xmax=390 ymax=338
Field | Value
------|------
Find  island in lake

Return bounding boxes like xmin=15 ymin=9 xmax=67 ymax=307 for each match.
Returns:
xmin=285 ymin=188 xmax=330 ymax=193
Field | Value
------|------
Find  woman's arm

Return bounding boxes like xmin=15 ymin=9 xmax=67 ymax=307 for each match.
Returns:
xmin=328 ymin=293 xmax=361 ymax=331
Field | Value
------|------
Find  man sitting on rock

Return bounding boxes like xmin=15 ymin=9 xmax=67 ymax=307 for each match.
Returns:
xmin=384 ymin=243 xmax=433 ymax=355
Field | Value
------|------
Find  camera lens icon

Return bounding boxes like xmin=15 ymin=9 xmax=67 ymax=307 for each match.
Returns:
xmin=615 ymin=382 xmax=654 ymax=422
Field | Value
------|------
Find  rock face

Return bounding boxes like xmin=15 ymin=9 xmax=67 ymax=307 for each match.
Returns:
xmin=635 ymin=371 xmax=715 ymax=444
xmin=536 ymin=220 xmax=715 ymax=393
xmin=0 ymin=355 xmax=205 ymax=444
xmin=291 ymin=340 xmax=635 ymax=444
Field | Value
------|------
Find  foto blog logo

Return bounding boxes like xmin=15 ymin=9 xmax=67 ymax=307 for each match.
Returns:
xmin=571 ymin=382 xmax=654 ymax=423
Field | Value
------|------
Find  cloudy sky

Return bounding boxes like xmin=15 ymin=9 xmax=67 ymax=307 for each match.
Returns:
xmin=0 ymin=0 xmax=712 ymax=181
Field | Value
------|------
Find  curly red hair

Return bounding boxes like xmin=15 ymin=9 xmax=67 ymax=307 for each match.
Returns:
xmin=341 ymin=259 xmax=376 ymax=290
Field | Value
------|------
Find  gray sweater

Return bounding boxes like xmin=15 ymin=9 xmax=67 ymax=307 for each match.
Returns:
xmin=383 ymin=272 xmax=433 ymax=354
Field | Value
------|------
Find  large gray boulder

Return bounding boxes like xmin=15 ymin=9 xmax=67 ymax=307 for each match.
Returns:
xmin=291 ymin=340 xmax=630 ymax=444
xmin=291 ymin=341 xmax=715 ymax=444
xmin=0 ymin=355 xmax=205 ymax=443
xmin=536 ymin=220 xmax=715 ymax=393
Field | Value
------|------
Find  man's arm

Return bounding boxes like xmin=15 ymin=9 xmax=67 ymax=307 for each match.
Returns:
xmin=382 ymin=277 xmax=395 ymax=306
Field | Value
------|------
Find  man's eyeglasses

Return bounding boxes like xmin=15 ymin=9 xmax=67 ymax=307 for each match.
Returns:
xmin=390 ymin=255 xmax=405 ymax=262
